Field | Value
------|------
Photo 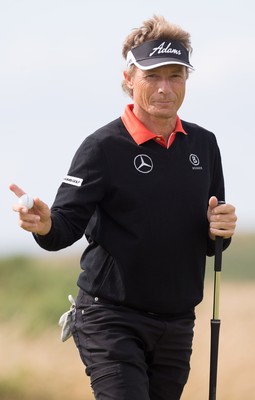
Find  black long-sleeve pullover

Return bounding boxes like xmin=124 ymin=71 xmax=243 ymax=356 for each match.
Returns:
xmin=35 ymin=117 xmax=230 ymax=313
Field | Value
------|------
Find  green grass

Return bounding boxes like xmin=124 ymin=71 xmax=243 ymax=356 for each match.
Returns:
xmin=0 ymin=254 xmax=80 ymax=335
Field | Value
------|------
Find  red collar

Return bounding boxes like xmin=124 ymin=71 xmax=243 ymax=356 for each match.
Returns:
xmin=121 ymin=104 xmax=187 ymax=148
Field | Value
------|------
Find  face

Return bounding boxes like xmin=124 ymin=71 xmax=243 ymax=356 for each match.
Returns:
xmin=125 ymin=64 xmax=187 ymax=121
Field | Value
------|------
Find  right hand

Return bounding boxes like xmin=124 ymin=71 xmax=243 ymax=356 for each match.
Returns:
xmin=9 ymin=183 xmax=52 ymax=236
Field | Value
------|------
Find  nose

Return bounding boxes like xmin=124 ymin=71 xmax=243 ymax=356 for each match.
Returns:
xmin=158 ymin=79 xmax=172 ymax=94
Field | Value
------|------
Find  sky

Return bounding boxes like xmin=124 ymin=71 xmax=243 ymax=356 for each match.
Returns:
xmin=1 ymin=0 xmax=255 ymax=256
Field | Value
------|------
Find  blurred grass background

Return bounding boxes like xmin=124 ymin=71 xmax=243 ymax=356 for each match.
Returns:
xmin=0 ymin=233 xmax=254 ymax=399
xmin=0 ymin=255 xmax=79 ymax=336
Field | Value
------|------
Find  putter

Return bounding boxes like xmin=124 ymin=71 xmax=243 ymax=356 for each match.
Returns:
xmin=209 ymin=201 xmax=225 ymax=400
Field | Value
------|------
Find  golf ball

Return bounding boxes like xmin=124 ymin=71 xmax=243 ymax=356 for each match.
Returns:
xmin=19 ymin=194 xmax=34 ymax=209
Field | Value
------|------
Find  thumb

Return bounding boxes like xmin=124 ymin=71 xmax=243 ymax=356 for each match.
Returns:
xmin=31 ymin=197 xmax=51 ymax=226
xmin=208 ymin=196 xmax=218 ymax=211
xmin=9 ymin=183 xmax=26 ymax=198
xmin=33 ymin=197 xmax=50 ymax=213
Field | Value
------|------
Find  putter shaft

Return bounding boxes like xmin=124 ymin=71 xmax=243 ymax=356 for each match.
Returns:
xmin=209 ymin=221 xmax=224 ymax=400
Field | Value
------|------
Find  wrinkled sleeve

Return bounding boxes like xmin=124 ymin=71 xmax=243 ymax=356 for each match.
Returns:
xmin=34 ymin=135 xmax=109 ymax=251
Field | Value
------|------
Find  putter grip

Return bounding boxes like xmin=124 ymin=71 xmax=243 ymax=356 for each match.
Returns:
xmin=209 ymin=320 xmax=221 ymax=400
xmin=214 ymin=201 xmax=225 ymax=272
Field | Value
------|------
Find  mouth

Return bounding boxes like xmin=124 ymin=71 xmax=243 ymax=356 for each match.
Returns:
xmin=152 ymin=98 xmax=175 ymax=103
xmin=152 ymin=100 xmax=175 ymax=105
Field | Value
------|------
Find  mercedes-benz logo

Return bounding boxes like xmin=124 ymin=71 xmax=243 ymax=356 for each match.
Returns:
xmin=134 ymin=154 xmax=153 ymax=174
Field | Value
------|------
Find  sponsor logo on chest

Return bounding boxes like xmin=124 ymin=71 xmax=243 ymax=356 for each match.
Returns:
xmin=133 ymin=153 xmax=203 ymax=173
xmin=134 ymin=154 xmax=154 ymax=174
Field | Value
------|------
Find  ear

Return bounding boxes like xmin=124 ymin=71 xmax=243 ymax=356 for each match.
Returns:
xmin=123 ymin=70 xmax=134 ymax=90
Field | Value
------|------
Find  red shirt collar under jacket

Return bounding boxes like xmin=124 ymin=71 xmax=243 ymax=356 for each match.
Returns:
xmin=121 ymin=104 xmax=187 ymax=149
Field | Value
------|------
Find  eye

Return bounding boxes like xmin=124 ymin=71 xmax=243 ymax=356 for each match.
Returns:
xmin=145 ymin=73 xmax=158 ymax=79
xmin=170 ymin=74 xmax=185 ymax=83
xmin=171 ymin=72 xmax=182 ymax=78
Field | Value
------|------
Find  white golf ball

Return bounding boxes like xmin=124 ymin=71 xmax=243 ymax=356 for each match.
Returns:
xmin=18 ymin=194 xmax=34 ymax=209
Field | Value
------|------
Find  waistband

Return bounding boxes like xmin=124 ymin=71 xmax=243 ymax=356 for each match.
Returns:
xmin=77 ymin=289 xmax=195 ymax=321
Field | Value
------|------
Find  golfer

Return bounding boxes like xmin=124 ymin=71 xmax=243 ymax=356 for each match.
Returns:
xmin=10 ymin=15 xmax=237 ymax=400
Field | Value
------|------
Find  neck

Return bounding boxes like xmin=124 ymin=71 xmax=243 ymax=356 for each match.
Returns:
xmin=133 ymin=106 xmax=177 ymax=140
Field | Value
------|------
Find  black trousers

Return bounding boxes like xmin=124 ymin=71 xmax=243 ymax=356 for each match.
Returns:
xmin=71 ymin=289 xmax=195 ymax=400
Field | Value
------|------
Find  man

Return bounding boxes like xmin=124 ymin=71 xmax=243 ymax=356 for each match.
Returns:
xmin=10 ymin=15 xmax=237 ymax=400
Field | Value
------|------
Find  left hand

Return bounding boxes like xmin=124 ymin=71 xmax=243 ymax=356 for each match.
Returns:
xmin=207 ymin=196 xmax=237 ymax=240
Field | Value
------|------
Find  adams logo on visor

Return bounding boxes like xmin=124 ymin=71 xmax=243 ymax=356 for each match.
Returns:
xmin=149 ymin=42 xmax=181 ymax=57
xmin=63 ymin=175 xmax=83 ymax=187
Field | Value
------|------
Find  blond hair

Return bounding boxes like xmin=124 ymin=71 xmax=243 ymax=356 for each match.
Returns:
xmin=122 ymin=15 xmax=192 ymax=97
